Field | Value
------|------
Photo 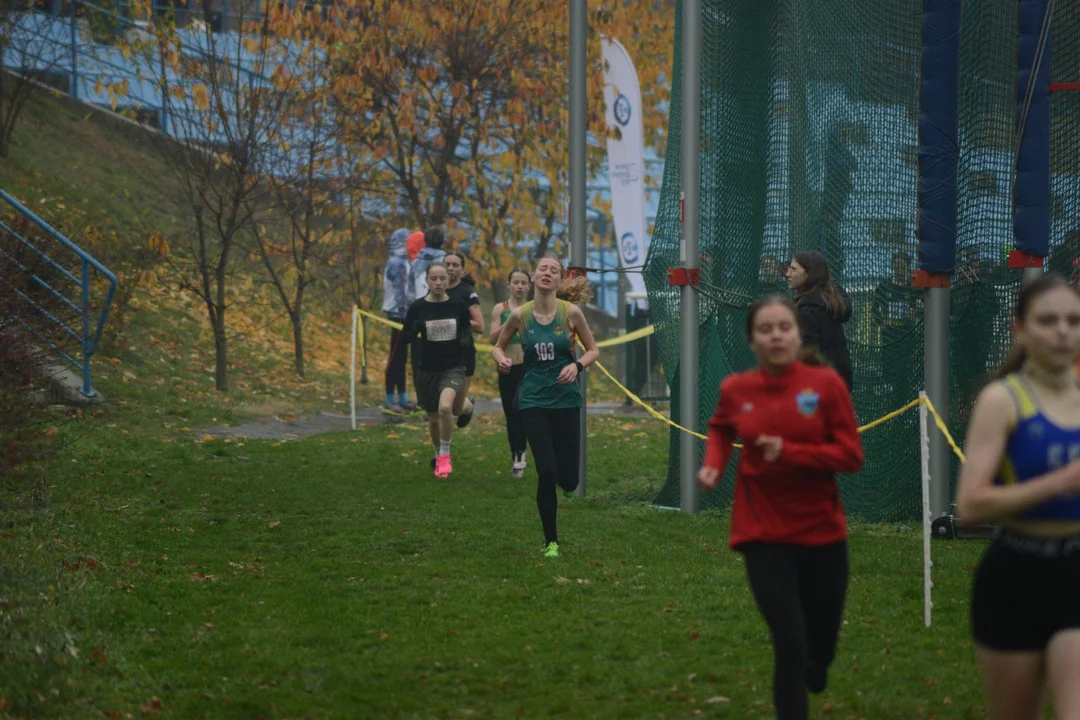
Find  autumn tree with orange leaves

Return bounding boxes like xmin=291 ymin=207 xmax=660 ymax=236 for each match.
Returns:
xmin=246 ymin=1 xmax=390 ymax=379
xmin=112 ymin=4 xmax=299 ymax=391
xmin=322 ymin=0 xmax=673 ymax=290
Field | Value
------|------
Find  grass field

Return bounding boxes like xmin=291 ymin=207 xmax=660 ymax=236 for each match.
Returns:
xmin=1 ymin=373 xmax=1002 ymax=719
xmin=0 ymin=83 xmax=1008 ymax=720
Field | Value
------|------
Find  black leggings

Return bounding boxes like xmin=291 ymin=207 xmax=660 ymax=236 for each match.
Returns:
xmin=385 ymin=324 xmax=408 ymax=395
xmin=498 ymin=365 xmax=527 ymax=456
xmin=520 ymin=407 xmax=581 ymax=544
xmin=740 ymin=541 xmax=849 ymax=720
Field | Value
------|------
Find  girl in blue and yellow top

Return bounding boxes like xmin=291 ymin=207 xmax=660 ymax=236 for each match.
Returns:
xmin=493 ymin=257 xmax=600 ymax=558
xmin=956 ymin=273 xmax=1080 ymax=720
xmin=488 ymin=268 xmax=532 ymax=478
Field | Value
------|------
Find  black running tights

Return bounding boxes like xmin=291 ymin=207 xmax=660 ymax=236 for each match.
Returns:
xmin=498 ymin=364 xmax=527 ymax=456
xmin=520 ymin=407 xmax=581 ymax=544
xmin=385 ymin=324 xmax=408 ymax=395
xmin=740 ymin=541 xmax=849 ymax=720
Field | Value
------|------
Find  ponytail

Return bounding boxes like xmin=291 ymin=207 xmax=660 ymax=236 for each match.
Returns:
xmin=797 ymin=346 xmax=829 ymax=368
xmin=556 ymin=275 xmax=593 ymax=304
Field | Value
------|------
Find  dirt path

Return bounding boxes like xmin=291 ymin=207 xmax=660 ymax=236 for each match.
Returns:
xmin=198 ymin=399 xmax=665 ymax=441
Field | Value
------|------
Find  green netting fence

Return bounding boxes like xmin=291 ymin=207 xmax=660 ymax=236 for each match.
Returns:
xmin=645 ymin=0 xmax=1080 ymax=521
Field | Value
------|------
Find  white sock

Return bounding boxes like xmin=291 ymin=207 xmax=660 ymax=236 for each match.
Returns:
xmin=440 ymin=440 xmax=451 ymax=456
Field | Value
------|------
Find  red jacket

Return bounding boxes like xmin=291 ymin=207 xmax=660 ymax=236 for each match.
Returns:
xmin=704 ymin=361 xmax=864 ymax=549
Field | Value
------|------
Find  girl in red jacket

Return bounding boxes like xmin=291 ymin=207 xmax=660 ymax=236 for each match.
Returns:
xmin=698 ymin=293 xmax=864 ymax=720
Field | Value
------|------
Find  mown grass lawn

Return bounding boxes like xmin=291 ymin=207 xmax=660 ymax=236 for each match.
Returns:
xmin=1 ymin=387 xmax=1004 ymax=720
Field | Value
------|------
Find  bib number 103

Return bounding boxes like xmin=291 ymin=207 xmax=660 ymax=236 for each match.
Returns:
xmin=536 ymin=342 xmax=556 ymax=361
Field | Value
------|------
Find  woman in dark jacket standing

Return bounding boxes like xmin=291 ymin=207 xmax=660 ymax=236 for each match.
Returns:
xmin=785 ymin=251 xmax=854 ymax=390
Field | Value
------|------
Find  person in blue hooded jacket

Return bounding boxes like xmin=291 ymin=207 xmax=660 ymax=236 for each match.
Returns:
xmin=382 ymin=228 xmax=415 ymax=414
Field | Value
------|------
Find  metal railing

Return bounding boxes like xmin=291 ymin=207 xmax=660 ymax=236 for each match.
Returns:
xmin=0 ymin=188 xmax=118 ymax=397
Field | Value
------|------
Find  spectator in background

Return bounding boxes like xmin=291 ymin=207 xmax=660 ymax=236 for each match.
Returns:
xmin=871 ymin=251 xmax=921 ymax=411
xmin=409 ymin=226 xmax=447 ymax=302
xmin=786 ymin=251 xmax=854 ymax=391
xmin=381 ymin=228 xmax=415 ymax=416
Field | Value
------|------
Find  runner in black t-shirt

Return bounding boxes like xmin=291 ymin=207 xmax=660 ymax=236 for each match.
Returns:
xmin=443 ymin=251 xmax=483 ymax=428
xmin=401 ymin=262 xmax=474 ymax=479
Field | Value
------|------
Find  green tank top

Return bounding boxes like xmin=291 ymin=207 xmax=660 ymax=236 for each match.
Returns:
xmin=518 ymin=300 xmax=582 ymax=411
xmin=500 ymin=302 xmax=521 ymax=345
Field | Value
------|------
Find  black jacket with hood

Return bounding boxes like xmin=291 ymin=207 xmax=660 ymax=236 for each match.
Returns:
xmin=797 ymin=286 xmax=854 ymax=391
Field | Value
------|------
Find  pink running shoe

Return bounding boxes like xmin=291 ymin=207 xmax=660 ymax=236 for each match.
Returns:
xmin=434 ymin=454 xmax=452 ymax=479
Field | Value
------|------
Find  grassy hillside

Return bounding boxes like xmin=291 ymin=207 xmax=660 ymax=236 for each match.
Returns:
xmin=0 ymin=88 xmax=638 ymax=421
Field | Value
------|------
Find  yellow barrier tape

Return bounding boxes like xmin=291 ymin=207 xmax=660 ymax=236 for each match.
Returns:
xmin=357 ymin=309 xmax=367 ymax=369
xmin=922 ymin=395 xmax=967 ymax=464
xmin=356 ymin=307 xmax=655 ymax=353
xmin=593 ymin=361 xmax=708 ymax=440
xmin=594 ymin=361 xmax=966 ymax=463
xmin=360 ymin=308 xmax=404 ymax=330
xmin=356 ymin=308 xmax=967 ymax=464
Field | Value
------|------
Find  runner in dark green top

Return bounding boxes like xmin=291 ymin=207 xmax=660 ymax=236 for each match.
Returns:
xmin=493 ymin=256 xmax=600 ymax=559
xmin=488 ymin=268 xmax=531 ymax=477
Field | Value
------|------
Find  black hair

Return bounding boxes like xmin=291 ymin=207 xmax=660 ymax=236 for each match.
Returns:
xmin=423 ymin=225 xmax=446 ymax=250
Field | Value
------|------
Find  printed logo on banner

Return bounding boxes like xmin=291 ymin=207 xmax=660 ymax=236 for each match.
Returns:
xmin=620 ymin=232 xmax=640 ymax=264
xmin=613 ymin=94 xmax=632 ymax=127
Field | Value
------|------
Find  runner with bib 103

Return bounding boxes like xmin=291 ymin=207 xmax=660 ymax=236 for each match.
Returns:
xmin=493 ymin=256 xmax=599 ymax=559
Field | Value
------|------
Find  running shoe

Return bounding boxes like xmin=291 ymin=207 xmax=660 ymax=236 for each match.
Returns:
xmin=434 ymin=454 xmax=452 ymax=479
xmin=401 ymin=400 xmax=417 ymax=413
xmin=456 ymin=398 xmax=475 ymax=428
xmin=511 ymin=452 xmax=526 ymax=478
xmin=381 ymin=403 xmax=405 ymax=416
xmin=542 ymin=542 xmax=559 ymax=558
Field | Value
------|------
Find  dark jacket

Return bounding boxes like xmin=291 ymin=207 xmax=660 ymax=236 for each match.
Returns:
xmin=797 ymin=287 xmax=854 ymax=391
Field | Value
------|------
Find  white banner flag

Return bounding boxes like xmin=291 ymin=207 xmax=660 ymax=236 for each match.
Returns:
xmin=602 ymin=36 xmax=649 ymax=310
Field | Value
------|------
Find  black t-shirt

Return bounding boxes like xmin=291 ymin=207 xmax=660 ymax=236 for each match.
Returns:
xmin=446 ymin=281 xmax=480 ymax=354
xmin=402 ymin=297 xmax=473 ymax=372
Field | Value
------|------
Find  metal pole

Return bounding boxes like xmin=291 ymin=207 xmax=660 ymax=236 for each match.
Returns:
xmin=925 ymin=286 xmax=950 ymax=520
xmin=82 ymin=260 xmax=92 ymax=396
xmin=350 ymin=306 xmax=357 ymax=431
xmin=617 ymin=275 xmax=628 ymax=404
xmin=570 ymin=0 xmax=588 ymax=498
xmin=919 ymin=391 xmax=933 ymax=627
xmin=70 ymin=0 xmax=79 ymax=101
xmin=1021 ymin=266 xmax=1044 ymax=286
xmin=680 ymin=0 xmax=702 ymax=515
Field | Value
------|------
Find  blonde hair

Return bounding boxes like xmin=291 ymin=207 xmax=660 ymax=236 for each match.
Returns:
xmin=533 ymin=255 xmax=593 ymax=304
xmin=557 ymin=275 xmax=593 ymax=304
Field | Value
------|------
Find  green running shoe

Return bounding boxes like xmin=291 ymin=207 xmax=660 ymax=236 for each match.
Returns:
xmin=543 ymin=542 xmax=559 ymax=558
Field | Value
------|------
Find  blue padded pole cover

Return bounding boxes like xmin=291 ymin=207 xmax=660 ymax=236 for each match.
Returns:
xmin=1014 ymin=0 xmax=1052 ymax=259
xmin=917 ymin=0 xmax=962 ymax=275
